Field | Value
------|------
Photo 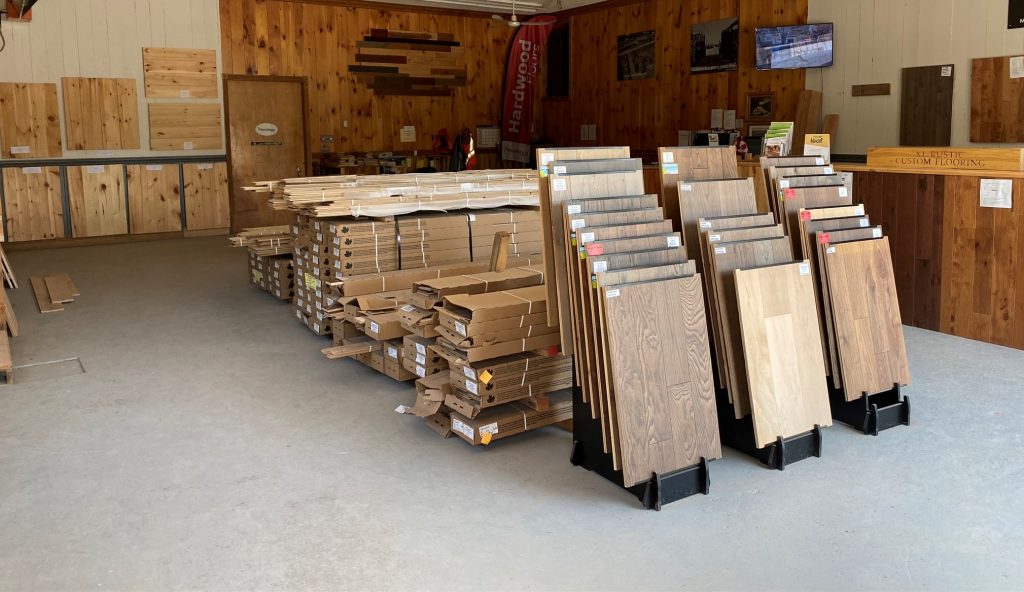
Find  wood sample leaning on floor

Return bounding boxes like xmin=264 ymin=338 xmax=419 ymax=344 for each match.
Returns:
xmin=735 ymin=262 xmax=832 ymax=448
xmin=822 ymin=237 xmax=911 ymax=398
xmin=658 ymin=146 xmax=740 ymax=231
xmin=29 ymin=274 xmax=80 ymax=313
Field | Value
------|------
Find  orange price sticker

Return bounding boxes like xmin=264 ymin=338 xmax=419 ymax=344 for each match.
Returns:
xmin=586 ymin=243 xmax=604 ymax=256
xmin=818 ymin=232 xmax=831 ymax=245
xmin=784 ymin=188 xmax=797 ymax=200
xmin=800 ymin=210 xmax=812 ymax=221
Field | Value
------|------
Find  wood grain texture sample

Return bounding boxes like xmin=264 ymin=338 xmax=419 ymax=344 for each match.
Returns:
xmin=658 ymin=146 xmax=739 ymax=230
xmin=823 ymin=237 xmax=911 ymax=399
xmin=0 ymin=83 xmax=62 ymax=159
xmin=67 ymin=165 xmax=128 ymax=237
xmin=126 ymin=164 xmax=182 ymax=234
xmin=349 ymin=30 xmax=467 ymax=96
xmin=779 ymin=185 xmax=852 ymax=257
xmin=678 ymin=177 xmax=758 ymax=271
xmin=602 ymin=275 xmax=720 ymax=487
xmin=901 ymin=65 xmax=954 ymax=146
xmin=30 ymin=276 xmax=63 ymax=313
xmin=709 ymin=236 xmax=794 ymax=417
xmin=61 ymin=77 xmax=141 ymax=150
xmin=970 ymin=56 xmax=1024 ymax=143
xmin=735 ymin=261 xmax=831 ymax=448
xmin=791 ymin=90 xmax=822 ymax=154
xmin=143 ymin=47 xmax=218 ymax=98
xmin=759 ymin=155 xmax=827 ymax=220
xmin=148 ymin=103 xmax=223 ymax=151
xmin=1 ymin=167 xmax=64 ymax=241
xmin=183 ymin=163 xmax=230 ymax=230
xmin=851 ymin=83 xmax=891 ymax=97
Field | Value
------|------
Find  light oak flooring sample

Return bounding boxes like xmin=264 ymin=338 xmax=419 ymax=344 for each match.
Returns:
xmin=659 ymin=146 xmax=739 ymax=230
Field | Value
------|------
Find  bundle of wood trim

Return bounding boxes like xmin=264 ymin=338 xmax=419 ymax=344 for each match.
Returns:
xmin=228 ymin=226 xmax=294 ymax=256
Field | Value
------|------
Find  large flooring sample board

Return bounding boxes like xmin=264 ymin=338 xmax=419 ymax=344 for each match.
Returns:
xmin=62 ymin=77 xmax=141 ymax=150
xmin=143 ymin=48 xmax=219 ymax=99
xmin=0 ymin=83 xmax=62 ymax=159
xmin=67 ymin=165 xmax=129 ymax=237
xmin=538 ymin=146 xmax=630 ymax=334
xmin=900 ymin=65 xmax=954 ymax=147
xmin=148 ymin=103 xmax=223 ymax=151
xmin=126 ymin=164 xmax=182 ymax=234
xmin=602 ymin=274 xmax=720 ymax=487
xmin=780 ymin=185 xmax=852 ymax=256
xmin=678 ymin=177 xmax=758 ymax=271
xmin=734 ymin=262 xmax=832 ymax=448
xmin=1 ymin=166 xmax=63 ymax=241
xmin=759 ymin=156 xmax=827 ymax=220
xmin=823 ymin=237 xmax=911 ymax=399
xmin=658 ymin=146 xmax=739 ymax=231
xmin=183 ymin=163 xmax=230 ymax=230
xmin=709 ymin=237 xmax=794 ymax=418
xmin=971 ymin=56 xmax=1024 ymax=143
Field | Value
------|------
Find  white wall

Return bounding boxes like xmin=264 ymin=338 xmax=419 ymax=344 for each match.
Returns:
xmin=0 ymin=0 xmax=223 ymax=157
xmin=807 ymin=0 xmax=1024 ymax=155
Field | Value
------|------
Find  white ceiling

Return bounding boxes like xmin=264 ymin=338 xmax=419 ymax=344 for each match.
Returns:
xmin=357 ymin=0 xmax=607 ymax=15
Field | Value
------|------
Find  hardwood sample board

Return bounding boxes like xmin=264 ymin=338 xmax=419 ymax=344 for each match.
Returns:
xmin=658 ymin=146 xmax=739 ymax=231
xmin=350 ymin=30 xmax=467 ymax=96
xmin=759 ymin=155 xmax=827 ymax=220
xmin=823 ymin=237 xmax=911 ymax=398
xmin=0 ymin=83 xmax=63 ymax=159
xmin=698 ymin=213 xmax=776 ymax=233
xmin=126 ymin=165 xmax=182 ymax=234
xmin=30 ymin=276 xmax=63 ymax=313
xmin=2 ymin=167 xmax=64 ymax=241
xmin=143 ymin=48 xmax=219 ymax=98
xmin=709 ymin=237 xmax=794 ymax=417
xmin=67 ymin=165 xmax=129 ymax=237
xmin=602 ymin=274 xmax=720 ymax=487
xmin=44 ymin=274 xmax=76 ymax=304
xmin=148 ymin=103 xmax=223 ymax=151
xmin=537 ymin=146 xmax=630 ymax=334
xmin=779 ymin=185 xmax=852 ymax=257
xmin=971 ymin=56 xmax=1024 ymax=143
xmin=62 ymin=77 xmax=141 ymax=150
xmin=901 ymin=65 xmax=954 ymax=146
xmin=792 ymin=90 xmax=823 ymax=154
xmin=734 ymin=261 xmax=832 ymax=448
xmin=183 ymin=163 xmax=230 ymax=230
xmin=677 ymin=177 xmax=758 ymax=270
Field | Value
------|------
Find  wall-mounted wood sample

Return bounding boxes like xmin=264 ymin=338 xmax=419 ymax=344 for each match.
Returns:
xmin=0 ymin=83 xmax=62 ymax=159
xmin=62 ymin=77 xmax=141 ymax=150
xmin=183 ymin=162 xmax=230 ymax=230
xmin=143 ymin=48 xmax=218 ymax=98
xmin=148 ymin=103 xmax=222 ymax=151
xmin=851 ymin=83 xmax=891 ymax=97
xmin=971 ymin=56 xmax=1024 ymax=143
xmin=126 ymin=164 xmax=181 ymax=234
xmin=66 ymin=165 xmax=129 ymax=237
xmin=900 ymin=65 xmax=954 ymax=147
xmin=1 ymin=166 xmax=64 ymax=241
xmin=349 ymin=30 xmax=467 ymax=96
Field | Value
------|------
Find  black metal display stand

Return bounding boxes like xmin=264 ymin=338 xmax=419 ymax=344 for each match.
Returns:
xmin=715 ymin=388 xmax=823 ymax=470
xmin=828 ymin=383 xmax=910 ymax=436
xmin=569 ymin=386 xmax=710 ymax=510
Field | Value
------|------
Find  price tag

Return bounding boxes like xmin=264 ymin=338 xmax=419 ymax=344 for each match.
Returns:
xmin=872 ymin=228 xmax=883 ymax=238
xmin=699 ymin=220 xmax=712 ymax=229
xmin=9 ymin=146 xmax=30 ymax=154
xmin=552 ymin=178 xmax=567 ymax=192
xmin=667 ymin=236 xmax=681 ymax=248
xmin=592 ymin=260 xmax=608 ymax=273
xmin=784 ymin=188 xmax=797 ymax=199
xmin=415 ymin=365 xmax=426 ymax=378
xmin=86 ymin=165 xmax=105 ymax=174
xmin=859 ymin=219 xmax=870 ymax=227
xmin=709 ymin=234 xmax=721 ymax=243
xmin=855 ymin=205 xmax=865 ymax=215
xmin=579 ymin=231 xmax=595 ymax=244
xmin=585 ymin=243 xmax=604 ymax=257
xmin=465 ymin=380 xmax=478 ymax=395
xmin=779 ymin=180 xmax=791 ymax=189
xmin=818 ymin=233 xmax=831 ymax=245
xmin=605 ymin=289 xmax=620 ymax=299
xmin=179 ymin=89 xmax=192 ymax=98
xmin=553 ymin=165 xmax=567 ymax=174
xmin=838 ymin=187 xmax=849 ymax=198
xmin=815 ymin=157 xmax=826 ymax=165
xmin=662 ymin=152 xmax=674 ymax=164
xmin=416 ymin=343 xmax=426 ymax=355
xmin=540 ymin=153 xmax=554 ymax=165
xmin=570 ymin=219 xmax=586 ymax=230
xmin=826 ymin=246 xmax=837 ymax=254
xmin=146 ymin=164 xmax=163 ymax=171
xmin=415 ymin=353 xmax=426 ymax=365
xmin=714 ymin=246 xmax=727 ymax=255
xmin=21 ymin=167 xmax=41 ymax=174
xmin=183 ymin=142 xmax=194 ymax=150
xmin=799 ymin=262 xmax=810 ymax=276
xmin=455 ymin=321 xmax=467 ymax=336
xmin=681 ymin=183 xmax=693 ymax=192
xmin=198 ymin=163 xmax=214 ymax=170
xmin=662 ymin=163 xmax=679 ymax=175
xmin=387 ymin=346 xmax=398 ymax=359
xmin=463 ymin=366 xmax=476 ymax=380
xmin=566 ymin=205 xmax=581 ymax=215
xmin=800 ymin=210 xmax=812 ymax=221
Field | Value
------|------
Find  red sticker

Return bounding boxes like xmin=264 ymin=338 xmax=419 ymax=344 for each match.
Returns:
xmin=818 ymin=232 xmax=831 ymax=245
xmin=800 ymin=210 xmax=812 ymax=221
xmin=784 ymin=188 xmax=797 ymax=200
xmin=546 ymin=345 xmax=560 ymax=357
xmin=586 ymin=243 xmax=604 ymax=256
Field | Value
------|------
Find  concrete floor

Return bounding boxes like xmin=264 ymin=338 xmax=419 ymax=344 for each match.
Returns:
xmin=0 ymin=237 xmax=1022 ymax=591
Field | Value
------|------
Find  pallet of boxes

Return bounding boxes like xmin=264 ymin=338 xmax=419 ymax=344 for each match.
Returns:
xmin=229 ymin=226 xmax=295 ymax=302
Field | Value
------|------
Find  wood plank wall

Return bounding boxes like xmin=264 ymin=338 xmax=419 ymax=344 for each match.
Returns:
xmin=219 ymin=0 xmax=515 ymax=154
xmin=541 ymin=0 xmax=808 ymax=153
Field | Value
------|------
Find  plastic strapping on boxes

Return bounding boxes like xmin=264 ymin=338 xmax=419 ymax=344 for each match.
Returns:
xmin=464 ymin=275 xmax=489 ymax=292
xmin=521 ymin=356 xmax=530 ymax=386
xmin=502 ymin=290 xmax=534 ymax=314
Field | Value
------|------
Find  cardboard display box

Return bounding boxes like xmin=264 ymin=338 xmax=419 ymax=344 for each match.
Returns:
xmin=449 ymin=391 xmax=572 ymax=446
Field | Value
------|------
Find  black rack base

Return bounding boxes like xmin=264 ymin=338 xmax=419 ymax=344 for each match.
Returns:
xmin=716 ymin=390 xmax=823 ymax=470
xmin=829 ymin=383 xmax=910 ymax=435
xmin=569 ymin=387 xmax=710 ymax=510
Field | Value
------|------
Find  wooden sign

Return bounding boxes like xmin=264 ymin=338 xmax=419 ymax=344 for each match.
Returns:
xmin=866 ymin=147 xmax=1024 ymax=172
xmin=851 ymin=83 xmax=891 ymax=97
xmin=349 ymin=30 xmax=467 ymax=97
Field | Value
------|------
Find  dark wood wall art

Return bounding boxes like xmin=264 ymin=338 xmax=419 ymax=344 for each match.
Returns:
xmin=971 ymin=56 xmax=1024 ymax=143
xmin=349 ymin=29 xmax=468 ymax=97
xmin=900 ymin=65 xmax=954 ymax=147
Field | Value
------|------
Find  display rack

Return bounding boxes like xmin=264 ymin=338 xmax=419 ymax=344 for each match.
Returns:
xmin=569 ymin=386 xmax=710 ymax=510
xmin=715 ymin=389 xmax=823 ymax=470
xmin=828 ymin=383 xmax=910 ymax=436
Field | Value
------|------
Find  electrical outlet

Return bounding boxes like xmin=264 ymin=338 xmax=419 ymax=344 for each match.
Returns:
xmin=320 ymin=135 xmax=334 ymax=143
xmin=343 ymin=120 xmax=349 ymax=128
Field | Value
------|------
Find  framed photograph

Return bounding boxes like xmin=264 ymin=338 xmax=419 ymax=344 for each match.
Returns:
xmin=747 ymin=124 xmax=770 ymax=137
xmin=690 ymin=17 xmax=739 ymax=74
xmin=746 ymin=93 xmax=775 ymax=123
xmin=617 ymin=30 xmax=656 ymax=81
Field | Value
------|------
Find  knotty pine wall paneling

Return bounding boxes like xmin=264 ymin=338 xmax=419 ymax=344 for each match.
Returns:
xmin=66 ymin=164 xmax=129 ymax=237
xmin=2 ymin=166 xmax=64 ymax=240
xmin=183 ymin=162 xmax=230 ymax=230
xmin=126 ymin=164 xmax=182 ymax=234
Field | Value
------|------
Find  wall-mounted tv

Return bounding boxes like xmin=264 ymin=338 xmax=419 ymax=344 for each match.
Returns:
xmin=755 ymin=23 xmax=834 ymax=70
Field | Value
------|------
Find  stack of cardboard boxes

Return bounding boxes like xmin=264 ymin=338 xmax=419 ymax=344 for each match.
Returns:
xmin=248 ymin=252 xmax=294 ymax=301
xmin=470 ymin=210 xmax=545 ymax=262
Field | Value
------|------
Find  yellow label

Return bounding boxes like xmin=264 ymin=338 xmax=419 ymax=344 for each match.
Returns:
xmin=481 ymin=432 xmax=493 ymax=445
xmin=304 ymin=272 xmax=317 ymax=290
xmin=479 ymin=370 xmax=493 ymax=384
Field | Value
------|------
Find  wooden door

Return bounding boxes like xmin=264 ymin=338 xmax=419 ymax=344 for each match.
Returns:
xmin=224 ymin=76 xmax=308 ymax=232
xmin=900 ymin=65 xmax=954 ymax=146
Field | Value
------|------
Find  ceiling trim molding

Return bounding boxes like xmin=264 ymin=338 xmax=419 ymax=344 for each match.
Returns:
xmin=551 ymin=0 xmax=647 ymax=17
xmin=272 ymin=0 xmax=553 ymax=19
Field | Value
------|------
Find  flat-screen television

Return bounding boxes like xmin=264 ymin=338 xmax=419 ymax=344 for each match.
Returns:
xmin=755 ymin=23 xmax=834 ymax=70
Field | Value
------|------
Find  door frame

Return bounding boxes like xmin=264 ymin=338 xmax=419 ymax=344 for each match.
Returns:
xmin=222 ymin=74 xmax=311 ymax=232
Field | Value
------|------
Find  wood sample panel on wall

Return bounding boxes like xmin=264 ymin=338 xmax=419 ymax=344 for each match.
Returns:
xmin=900 ymin=65 xmax=954 ymax=147
xmin=349 ymin=29 xmax=467 ymax=96
xmin=0 ymin=83 xmax=62 ymax=159
xmin=62 ymin=78 xmax=141 ymax=150
xmin=126 ymin=164 xmax=182 ymax=234
xmin=67 ymin=165 xmax=129 ymax=237
xmin=148 ymin=103 xmax=223 ymax=151
xmin=971 ymin=56 xmax=1024 ymax=143
xmin=1 ymin=167 xmax=64 ymax=241
xmin=183 ymin=162 xmax=230 ymax=230
xmin=143 ymin=48 xmax=219 ymax=98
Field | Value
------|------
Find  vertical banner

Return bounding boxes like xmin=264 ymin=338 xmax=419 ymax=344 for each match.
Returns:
xmin=500 ymin=17 xmax=557 ymax=163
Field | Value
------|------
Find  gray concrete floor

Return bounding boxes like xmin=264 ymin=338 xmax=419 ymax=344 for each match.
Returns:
xmin=0 ymin=237 xmax=1022 ymax=591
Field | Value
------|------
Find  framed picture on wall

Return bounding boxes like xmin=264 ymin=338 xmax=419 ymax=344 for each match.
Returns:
xmin=746 ymin=93 xmax=775 ymax=123
xmin=690 ymin=17 xmax=739 ymax=73
xmin=617 ymin=30 xmax=656 ymax=81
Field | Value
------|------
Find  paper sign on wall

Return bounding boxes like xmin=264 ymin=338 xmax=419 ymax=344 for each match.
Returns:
xmin=476 ymin=126 xmax=500 ymax=149
xmin=400 ymin=126 xmax=416 ymax=143
xmin=1011 ymin=56 xmax=1024 ymax=79
xmin=980 ymin=179 xmax=1013 ymax=208
xmin=710 ymin=109 xmax=724 ymax=129
xmin=723 ymin=109 xmax=737 ymax=130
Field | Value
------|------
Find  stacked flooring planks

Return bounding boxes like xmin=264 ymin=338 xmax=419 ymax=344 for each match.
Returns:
xmin=29 ymin=273 xmax=79 ymax=314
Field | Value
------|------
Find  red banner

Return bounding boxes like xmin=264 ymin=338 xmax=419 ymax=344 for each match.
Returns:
xmin=500 ymin=17 xmax=557 ymax=163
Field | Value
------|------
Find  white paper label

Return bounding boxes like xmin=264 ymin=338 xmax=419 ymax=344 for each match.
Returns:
xmin=1011 ymin=57 xmax=1024 ymax=79
xmin=455 ymin=321 xmax=467 ymax=336
xmin=980 ymin=179 xmax=1013 ymax=208
xmin=681 ymin=183 xmax=693 ymax=192
xmin=667 ymin=236 xmax=681 ymax=248
xmin=369 ymin=321 xmax=380 ymax=334
xmin=570 ymin=219 xmax=586 ymax=230
xmin=387 ymin=346 xmax=398 ymax=359
xmin=855 ymin=205 xmax=865 ymax=216
xmin=400 ymin=125 xmax=416 ymax=143
xmin=566 ymin=205 xmax=582 ymax=215
xmin=313 ymin=256 xmax=320 ymax=265
xmin=714 ymin=246 xmax=727 ymax=255
xmin=662 ymin=152 xmax=674 ymax=164
xmin=467 ymin=214 xmax=476 ymax=221
xmin=463 ymin=366 xmax=476 ymax=380
xmin=179 ymin=89 xmax=191 ymax=98
xmin=838 ymin=187 xmax=849 ymax=198
xmin=415 ymin=353 xmax=426 ymax=365
xmin=198 ymin=163 xmax=214 ymax=170
xmin=146 ymin=164 xmax=163 ymax=171
xmin=183 ymin=142 xmax=194 ymax=150
xmin=86 ymin=165 xmax=105 ymax=174
xmin=553 ymin=165 xmax=567 ymax=174
xmin=579 ymin=231 xmax=595 ymax=244
xmin=815 ymin=157 xmax=826 ymax=165
xmin=552 ymin=178 xmax=567 ymax=192
xmin=9 ymin=146 xmax=30 ymax=154
xmin=313 ymin=324 xmax=320 ymax=332
xmin=395 ymin=405 xmax=409 ymax=414
xmin=465 ymin=380 xmax=478 ymax=395
xmin=779 ymin=180 xmax=791 ymax=189
xmin=451 ymin=418 xmax=474 ymax=439
xmin=540 ymin=153 xmax=554 ymax=165
xmin=401 ymin=304 xmax=415 ymax=312
xmin=605 ymin=288 xmax=620 ymax=299
xmin=709 ymin=234 xmax=721 ymax=243
xmin=699 ymin=220 xmax=712 ymax=229
xmin=592 ymin=261 xmax=608 ymax=273
xmin=824 ymin=166 xmax=834 ymax=174
xmin=479 ymin=422 xmax=499 ymax=436
xmin=799 ymin=262 xmax=810 ymax=276
xmin=415 ymin=365 xmax=426 ymax=378
xmin=872 ymin=228 xmax=883 ymax=238
xmin=826 ymin=246 xmax=837 ymax=254
xmin=21 ymin=167 xmax=41 ymax=174
xmin=941 ymin=65 xmax=953 ymax=77
xmin=416 ymin=343 xmax=426 ymax=354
